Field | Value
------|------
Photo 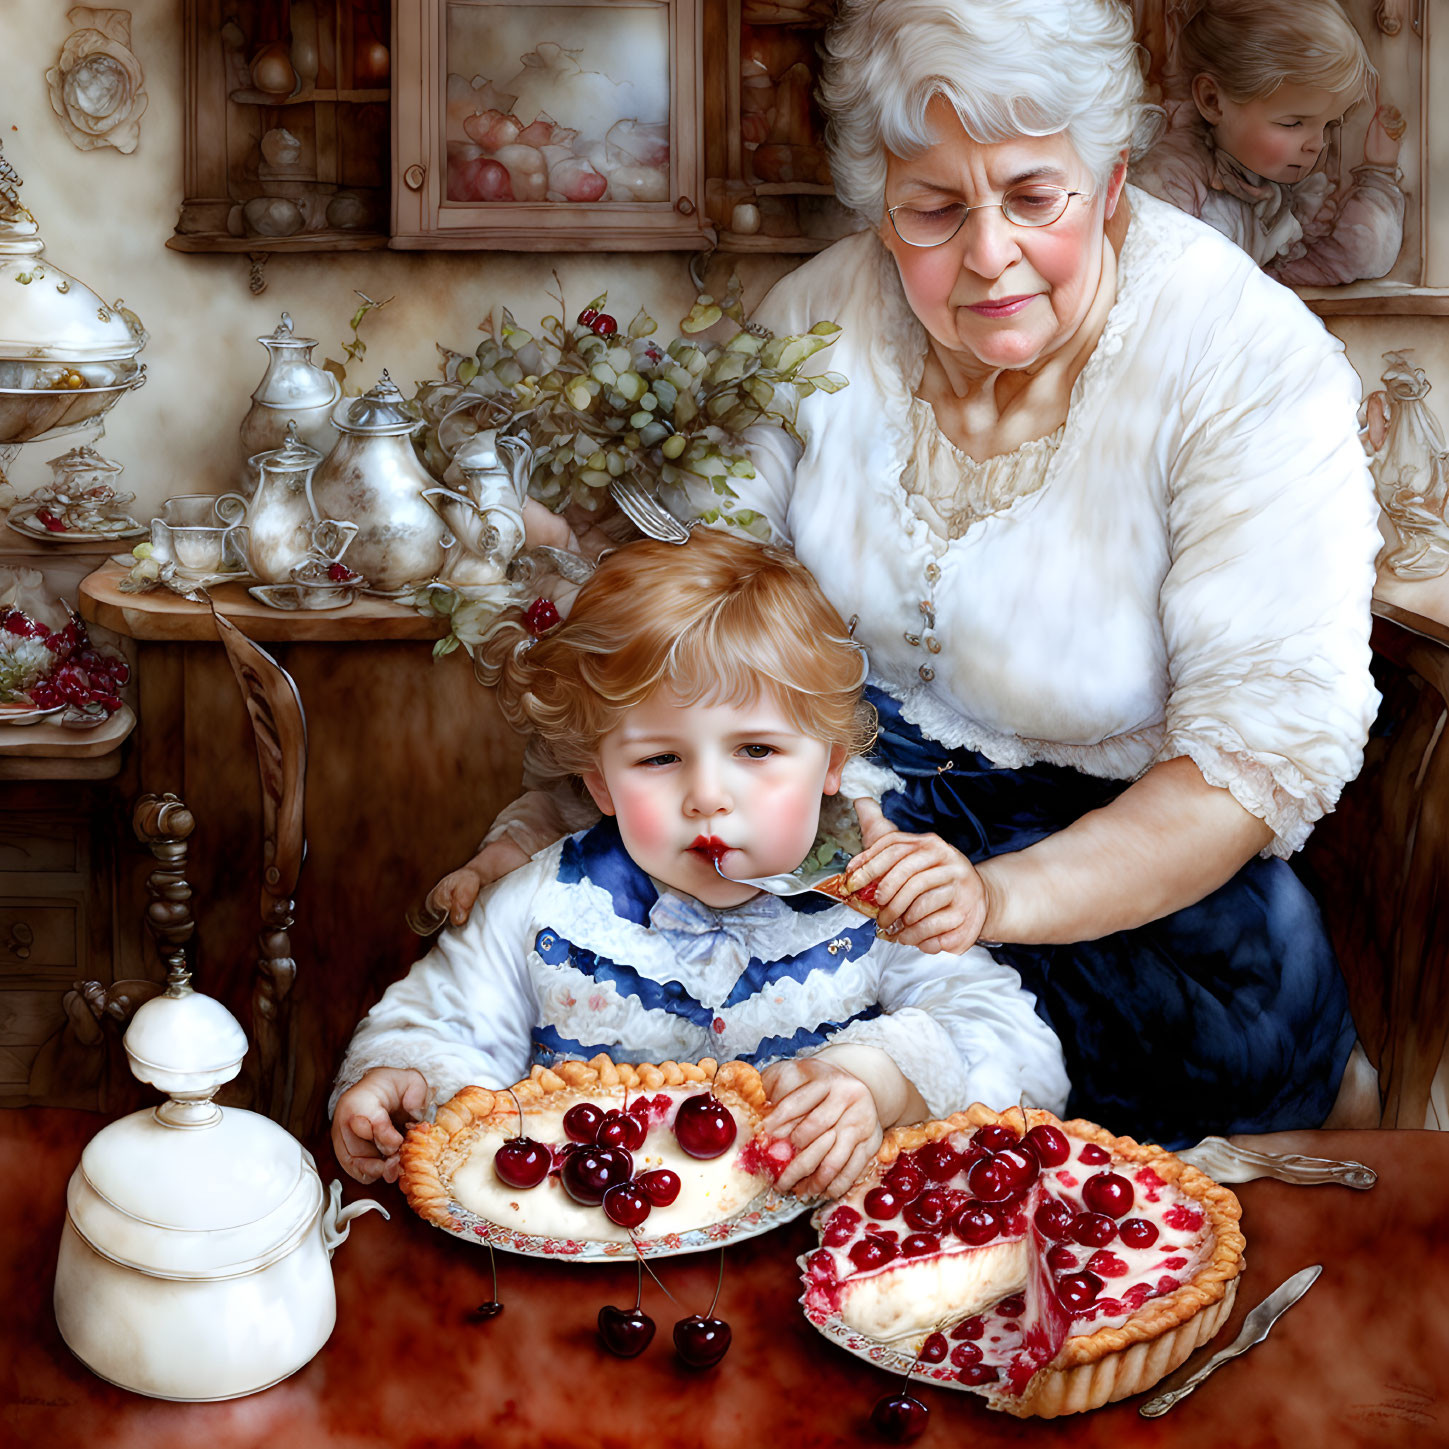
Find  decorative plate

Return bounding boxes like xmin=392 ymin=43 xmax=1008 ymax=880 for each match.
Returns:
xmin=6 ymin=510 xmax=146 ymax=543
xmin=0 ymin=703 xmax=65 ymax=727
xmin=433 ymin=1186 xmax=811 ymax=1262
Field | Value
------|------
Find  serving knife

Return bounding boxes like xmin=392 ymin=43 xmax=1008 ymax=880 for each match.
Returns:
xmin=1138 ymin=1264 xmax=1322 ymax=1417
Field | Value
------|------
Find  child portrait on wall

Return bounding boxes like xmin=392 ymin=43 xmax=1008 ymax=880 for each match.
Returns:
xmin=329 ymin=529 xmax=1068 ymax=1199
xmin=1131 ymin=0 xmax=1406 ymax=285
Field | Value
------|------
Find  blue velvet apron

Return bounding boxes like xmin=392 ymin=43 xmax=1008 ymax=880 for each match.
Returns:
xmin=864 ymin=686 xmax=1355 ymax=1149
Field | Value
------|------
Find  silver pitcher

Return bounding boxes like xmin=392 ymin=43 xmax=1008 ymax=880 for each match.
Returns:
xmin=425 ymin=430 xmax=527 ymax=588
xmin=239 ymin=313 xmax=341 ymax=474
xmin=309 ymin=371 xmax=446 ymax=596
xmin=229 ymin=424 xmax=327 ymax=585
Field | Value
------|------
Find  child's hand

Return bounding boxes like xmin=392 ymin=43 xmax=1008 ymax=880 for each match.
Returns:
xmin=847 ymin=798 xmax=989 ymax=953
xmin=760 ymin=1057 xmax=883 ymax=1198
xmin=331 ymin=1067 xmax=428 ymax=1184
xmin=426 ymin=838 xmax=530 ymax=927
xmin=1365 ymin=104 xmax=1406 ymax=167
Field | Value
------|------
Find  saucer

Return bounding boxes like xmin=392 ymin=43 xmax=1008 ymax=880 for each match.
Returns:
xmin=248 ymin=582 xmax=354 ymax=611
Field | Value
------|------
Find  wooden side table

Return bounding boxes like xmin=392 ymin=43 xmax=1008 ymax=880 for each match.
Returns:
xmin=78 ymin=562 xmax=529 ymax=1139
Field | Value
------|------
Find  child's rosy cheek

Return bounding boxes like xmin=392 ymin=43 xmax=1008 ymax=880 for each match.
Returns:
xmin=616 ymin=790 xmax=669 ymax=849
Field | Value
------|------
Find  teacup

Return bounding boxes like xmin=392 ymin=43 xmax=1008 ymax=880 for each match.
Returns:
xmin=150 ymin=494 xmax=249 ymax=577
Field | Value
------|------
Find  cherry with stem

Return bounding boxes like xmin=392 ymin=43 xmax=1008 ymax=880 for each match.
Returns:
xmin=470 ymin=1241 xmax=504 ymax=1321
xmin=871 ymin=1324 xmax=945 ymax=1443
xmin=598 ymin=1257 xmax=657 ymax=1358
xmin=673 ymin=1248 xmax=732 ymax=1368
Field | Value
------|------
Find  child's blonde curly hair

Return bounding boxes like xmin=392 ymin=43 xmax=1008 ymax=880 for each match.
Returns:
xmin=479 ymin=529 xmax=876 ymax=777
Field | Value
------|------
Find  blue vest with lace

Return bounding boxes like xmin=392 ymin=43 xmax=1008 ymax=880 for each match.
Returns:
xmin=529 ymin=820 xmax=882 ymax=1069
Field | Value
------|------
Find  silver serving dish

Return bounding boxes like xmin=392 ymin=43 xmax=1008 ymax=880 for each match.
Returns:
xmin=0 ymin=369 xmax=146 ymax=444
xmin=0 ymin=141 xmax=147 ymax=447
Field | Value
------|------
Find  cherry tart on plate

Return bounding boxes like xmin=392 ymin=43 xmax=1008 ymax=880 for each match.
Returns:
xmin=800 ymin=1103 xmax=1245 ymax=1418
xmin=400 ymin=1055 xmax=796 ymax=1252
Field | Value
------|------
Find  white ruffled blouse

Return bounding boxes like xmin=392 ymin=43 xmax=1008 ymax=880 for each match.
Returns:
xmin=735 ymin=189 xmax=1382 ymax=857
xmin=330 ymin=837 xmax=1070 ymax=1122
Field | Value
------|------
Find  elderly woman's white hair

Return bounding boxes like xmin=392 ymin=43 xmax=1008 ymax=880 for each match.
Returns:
xmin=821 ymin=0 xmax=1161 ymax=220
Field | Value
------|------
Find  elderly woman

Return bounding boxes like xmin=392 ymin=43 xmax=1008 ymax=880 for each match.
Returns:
xmin=430 ymin=0 xmax=1379 ymax=1149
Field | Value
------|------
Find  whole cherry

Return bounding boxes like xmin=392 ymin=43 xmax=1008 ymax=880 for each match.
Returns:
xmin=561 ymin=1145 xmax=632 ymax=1205
xmin=603 ymin=1182 xmax=652 ymax=1229
xmin=590 ymin=313 xmax=619 ymax=337
xmin=902 ymin=1188 xmax=953 ymax=1233
xmin=864 ymin=1186 xmax=904 ymax=1220
xmin=1034 ymin=1199 xmax=1074 ymax=1241
xmin=1081 ymin=1172 xmax=1135 ymax=1219
xmin=637 ymin=1168 xmax=681 ymax=1206
xmin=870 ymin=1394 xmax=929 ymax=1443
xmin=952 ymin=1202 xmax=1001 ymax=1246
xmin=1118 ymin=1217 xmax=1160 ymax=1250
xmin=1025 ymin=1124 xmax=1071 ymax=1167
xmin=599 ymin=1303 xmax=655 ymax=1357
xmin=883 ymin=1160 xmax=926 ymax=1198
xmin=1068 ymin=1211 xmax=1118 ymax=1247
xmin=972 ymin=1124 xmax=1020 ymax=1154
xmin=599 ymin=1261 xmax=655 ymax=1358
xmin=594 ymin=1110 xmax=634 ymax=1149
xmin=493 ymin=1136 xmax=550 ymax=1190
xmin=674 ymin=1313 xmax=732 ymax=1367
xmin=563 ymin=1102 xmax=605 ymax=1143
xmin=1056 ymin=1271 xmax=1105 ymax=1314
xmin=915 ymin=1140 xmax=964 ymax=1182
xmin=672 ymin=1093 xmax=738 ymax=1159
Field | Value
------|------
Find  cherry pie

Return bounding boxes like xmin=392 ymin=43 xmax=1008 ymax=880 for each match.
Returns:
xmin=401 ymin=1055 xmax=789 ymax=1246
xmin=801 ymin=1103 xmax=1245 ymax=1417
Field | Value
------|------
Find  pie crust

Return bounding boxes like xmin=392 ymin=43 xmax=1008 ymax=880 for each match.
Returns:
xmin=802 ymin=1103 xmax=1245 ymax=1418
xmin=812 ymin=872 xmax=883 ymax=920
xmin=400 ymin=1055 xmax=774 ymax=1241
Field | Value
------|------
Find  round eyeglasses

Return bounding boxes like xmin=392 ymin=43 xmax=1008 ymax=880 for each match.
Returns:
xmin=886 ymin=184 xmax=1088 ymax=248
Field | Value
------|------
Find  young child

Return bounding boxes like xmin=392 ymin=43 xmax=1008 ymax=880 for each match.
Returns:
xmin=330 ymin=530 xmax=1068 ymax=1199
xmin=1131 ymin=0 xmax=1405 ymax=286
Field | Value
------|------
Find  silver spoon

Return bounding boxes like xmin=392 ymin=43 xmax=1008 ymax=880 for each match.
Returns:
xmin=712 ymin=851 xmax=853 ymax=898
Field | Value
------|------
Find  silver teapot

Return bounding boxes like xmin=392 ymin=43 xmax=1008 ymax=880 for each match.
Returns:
xmin=309 ymin=371 xmax=446 ymax=596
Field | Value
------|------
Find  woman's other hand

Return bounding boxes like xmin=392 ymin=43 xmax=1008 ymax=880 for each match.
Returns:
xmin=331 ymin=1067 xmax=428 ymax=1183
xmin=759 ymin=1056 xmax=884 ymax=1199
xmin=425 ymin=838 xmax=530 ymax=927
xmin=848 ymin=798 xmax=990 ymax=953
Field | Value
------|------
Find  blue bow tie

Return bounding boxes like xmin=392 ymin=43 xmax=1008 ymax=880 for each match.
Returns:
xmin=647 ymin=889 xmax=787 ymax=965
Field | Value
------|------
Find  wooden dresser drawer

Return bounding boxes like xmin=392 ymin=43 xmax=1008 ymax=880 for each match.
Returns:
xmin=0 ymin=903 xmax=78 ymax=970
xmin=0 ymin=817 xmax=82 ymax=875
xmin=0 ymin=989 xmax=67 ymax=1088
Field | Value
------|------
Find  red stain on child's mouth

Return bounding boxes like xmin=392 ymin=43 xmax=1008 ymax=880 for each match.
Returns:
xmin=689 ymin=836 xmax=730 ymax=866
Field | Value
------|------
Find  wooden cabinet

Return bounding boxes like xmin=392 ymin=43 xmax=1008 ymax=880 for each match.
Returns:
xmin=0 ymin=788 xmax=122 ymax=1111
xmin=392 ymin=0 xmax=714 ymax=250
xmin=169 ymin=0 xmax=392 ymax=257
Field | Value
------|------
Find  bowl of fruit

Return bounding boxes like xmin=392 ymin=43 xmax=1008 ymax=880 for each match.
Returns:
xmin=0 ymin=606 xmax=130 ymax=727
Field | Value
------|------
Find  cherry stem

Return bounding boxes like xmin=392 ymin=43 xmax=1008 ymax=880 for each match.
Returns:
xmin=630 ymin=1236 xmax=680 ymax=1305
xmin=705 ymin=1246 xmax=725 ymax=1318
xmin=488 ymin=1241 xmax=499 ymax=1303
xmin=505 ymin=1086 xmax=525 ymax=1139
xmin=633 ymin=1259 xmax=644 ymax=1312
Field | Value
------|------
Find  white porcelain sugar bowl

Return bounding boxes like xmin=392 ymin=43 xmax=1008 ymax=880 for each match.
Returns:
xmin=53 ymin=977 xmax=386 ymax=1401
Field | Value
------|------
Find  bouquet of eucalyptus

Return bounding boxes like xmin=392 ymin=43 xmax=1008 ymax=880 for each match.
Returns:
xmin=410 ymin=276 xmax=846 ymax=536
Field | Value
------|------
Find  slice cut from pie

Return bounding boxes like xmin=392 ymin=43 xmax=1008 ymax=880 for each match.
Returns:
xmin=812 ymin=871 xmax=883 ymax=920
xmin=401 ymin=1055 xmax=789 ymax=1245
xmin=801 ymin=1103 xmax=1244 ymax=1417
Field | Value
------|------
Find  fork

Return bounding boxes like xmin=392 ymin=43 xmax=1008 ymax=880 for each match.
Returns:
xmin=608 ymin=475 xmax=691 ymax=544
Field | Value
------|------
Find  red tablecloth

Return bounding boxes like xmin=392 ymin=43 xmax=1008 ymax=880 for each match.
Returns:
xmin=2 ymin=1111 xmax=1444 ymax=1449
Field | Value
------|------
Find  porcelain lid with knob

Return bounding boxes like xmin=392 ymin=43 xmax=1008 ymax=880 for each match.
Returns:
xmin=69 ymin=979 xmax=321 ymax=1276
xmin=0 ymin=142 xmax=147 ymax=365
